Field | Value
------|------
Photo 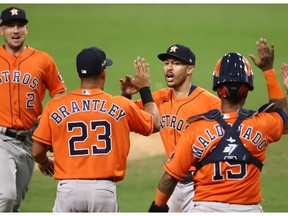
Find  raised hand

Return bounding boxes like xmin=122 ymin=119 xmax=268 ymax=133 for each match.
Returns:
xmin=249 ymin=38 xmax=274 ymax=71
xmin=281 ymin=63 xmax=288 ymax=92
xmin=119 ymin=75 xmax=138 ymax=96
xmin=133 ymin=56 xmax=151 ymax=90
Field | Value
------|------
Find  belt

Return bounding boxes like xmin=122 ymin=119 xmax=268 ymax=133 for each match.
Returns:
xmin=4 ymin=128 xmax=29 ymax=141
xmin=102 ymin=178 xmax=115 ymax=182
xmin=70 ymin=178 xmax=115 ymax=183
xmin=180 ymin=172 xmax=193 ymax=184
xmin=96 ymin=178 xmax=115 ymax=182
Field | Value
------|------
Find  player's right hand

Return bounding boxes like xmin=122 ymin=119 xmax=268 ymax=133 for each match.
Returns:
xmin=249 ymin=37 xmax=274 ymax=72
xmin=133 ymin=56 xmax=151 ymax=90
xmin=38 ymin=157 xmax=54 ymax=177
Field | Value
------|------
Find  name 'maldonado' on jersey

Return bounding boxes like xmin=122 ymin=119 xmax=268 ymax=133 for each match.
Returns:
xmin=32 ymin=88 xmax=154 ymax=182
xmin=164 ymin=111 xmax=284 ymax=204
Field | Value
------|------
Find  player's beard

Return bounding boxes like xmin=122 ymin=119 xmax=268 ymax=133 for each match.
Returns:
xmin=10 ymin=42 xmax=25 ymax=52
xmin=165 ymin=73 xmax=187 ymax=89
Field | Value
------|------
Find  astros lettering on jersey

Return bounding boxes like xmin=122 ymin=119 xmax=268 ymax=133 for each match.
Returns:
xmin=135 ymin=86 xmax=221 ymax=162
xmin=0 ymin=46 xmax=66 ymax=130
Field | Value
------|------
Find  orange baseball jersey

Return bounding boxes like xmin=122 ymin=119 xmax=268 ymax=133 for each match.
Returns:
xmin=0 ymin=46 xmax=66 ymax=130
xmin=135 ymin=86 xmax=220 ymax=159
xmin=32 ymin=88 xmax=154 ymax=182
xmin=164 ymin=110 xmax=284 ymax=204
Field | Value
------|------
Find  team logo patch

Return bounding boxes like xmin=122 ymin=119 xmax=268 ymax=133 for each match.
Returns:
xmin=223 ymin=137 xmax=238 ymax=155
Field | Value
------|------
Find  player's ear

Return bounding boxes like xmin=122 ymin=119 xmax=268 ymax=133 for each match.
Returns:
xmin=100 ymin=70 xmax=106 ymax=81
xmin=187 ymin=65 xmax=194 ymax=75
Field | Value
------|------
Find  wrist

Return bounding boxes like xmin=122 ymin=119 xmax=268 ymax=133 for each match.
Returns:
xmin=121 ymin=92 xmax=132 ymax=100
xmin=261 ymin=66 xmax=273 ymax=72
xmin=39 ymin=157 xmax=48 ymax=165
xmin=139 ymin=86 xmax=154 ymax=105
xmin=155 ymin=188 xmax=170 ymax=207
xmin=263 ymin=68 xmax=275 ymax=74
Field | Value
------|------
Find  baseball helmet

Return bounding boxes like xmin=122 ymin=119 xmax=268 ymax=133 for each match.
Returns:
xmin=212 ymin=52 xmax=254 ymax=98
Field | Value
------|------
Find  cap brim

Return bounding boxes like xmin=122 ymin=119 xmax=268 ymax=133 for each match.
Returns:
xmin=158 ymin=53 xmax=188 ymax=64
xmin=1 ymin=18 xmax=28 ymax=25
xmin=106 ymin=58 xmax=113 ymax=66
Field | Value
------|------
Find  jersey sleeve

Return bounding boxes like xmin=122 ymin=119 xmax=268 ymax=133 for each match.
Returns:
xmin=164 ymin=126 xmax=195 ymax=180
xmin=126 ymin=100 xmax=154 ymax=136
xmin=134 ymin=89 xmax=170 ymax=109
xmin=255 ymin=112 xmax=285 ymax=144
xmin=42 ymin=52 xmax=66 ymax=97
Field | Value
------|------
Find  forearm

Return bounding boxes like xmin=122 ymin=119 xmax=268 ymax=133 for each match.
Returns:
xmin=139 ymin=87 xmax=160 ymax=132
xmin=31 ymin=141 xmax=49 ymax=164
xmin=263 ymin=69 xmax=287 ymax=111
xmin=144 ymin=102 xmax=160 ymax=132
xmin=155 ymin=172 xmax=178 ymax=207
xmin=263 ymin=69 xmax=285 ymax=100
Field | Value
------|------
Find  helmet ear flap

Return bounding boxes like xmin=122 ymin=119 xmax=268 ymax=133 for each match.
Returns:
xmin=238 ymin=84 xmax=249 ymax=97
xmin=217 ymin=83 xmax=249 ymax=98
xmin=217 ymin=85 xmax=229 ymax=97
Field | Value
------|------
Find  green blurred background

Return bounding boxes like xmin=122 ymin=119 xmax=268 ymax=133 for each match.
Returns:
xmin=1 ymin=3 xmax=288 ymax=212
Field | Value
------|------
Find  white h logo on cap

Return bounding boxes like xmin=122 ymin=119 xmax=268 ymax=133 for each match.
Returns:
xmin=169 ymin=45 xmax=178 ymax=53
xmin=10 ymin=8 xmax=19 ymax=16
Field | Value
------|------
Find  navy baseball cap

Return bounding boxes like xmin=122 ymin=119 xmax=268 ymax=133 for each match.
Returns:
xmin=0 ymin=7 xmax=28 ymax=26
xmin=76 ymin=46 xmax=113 ymax=77
xmin=158 ymin=44 xmax=196 ymax=66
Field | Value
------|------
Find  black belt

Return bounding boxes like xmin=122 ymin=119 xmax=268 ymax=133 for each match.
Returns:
xmin=4 ymin=128 xmax=28 ymax=141
xmin=95 ymin=178 xmax=115 ymax=182
xmin=180 ymin=172 xmax=193 ymax=184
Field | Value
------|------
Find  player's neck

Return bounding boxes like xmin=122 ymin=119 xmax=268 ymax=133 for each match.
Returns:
xmin=81 ymin=79 xmax=103 ymax=90
xmin=221 ymin=99 xmax=245 ymax=113
xmin=172 ymin=82 xmax=192 ymax=98
xmin=4 ymin=44 xmax=27 ymax=57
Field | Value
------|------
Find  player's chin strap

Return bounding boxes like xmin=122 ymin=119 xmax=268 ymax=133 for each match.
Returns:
xmin=194 ymin=107 xmax=264 ymax=171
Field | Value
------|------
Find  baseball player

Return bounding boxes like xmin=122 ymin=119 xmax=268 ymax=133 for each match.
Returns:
xmin=120 ymin=44 xmax=221 ymax=212
xmin=31 ymin=46 xmax=160 ymax=212
xmin=149 ymin=42 xmax=288 ymax=212
xmin=0 ymin=6 xmax=66 ymax=212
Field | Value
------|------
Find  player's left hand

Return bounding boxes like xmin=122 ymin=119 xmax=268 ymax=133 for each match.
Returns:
xmin=249 ymin=37 xmax=274 ymax=71
xmin=119 ymin=75 xmax=138 ymax=95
